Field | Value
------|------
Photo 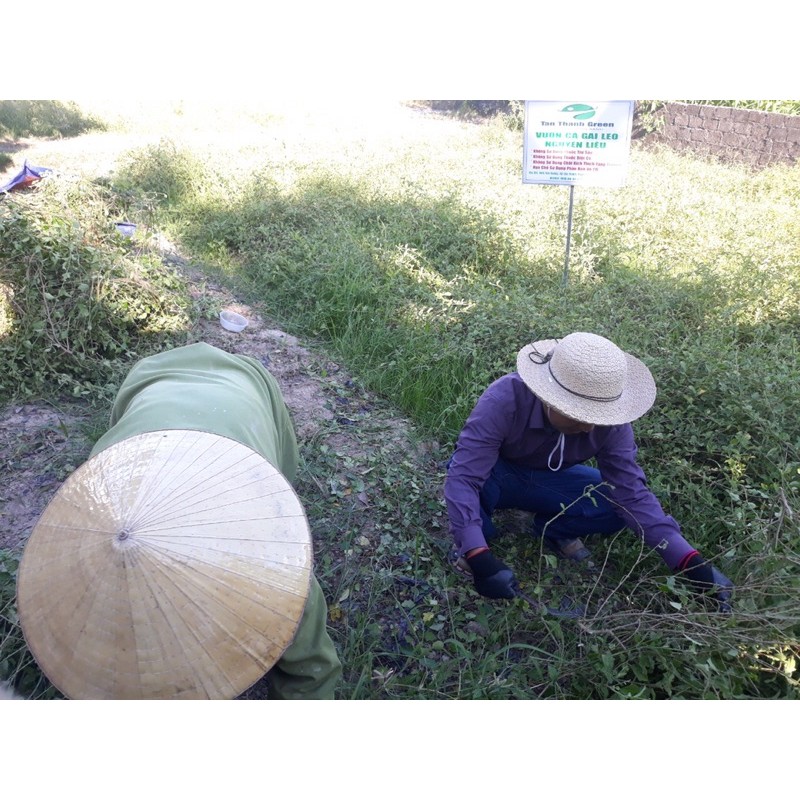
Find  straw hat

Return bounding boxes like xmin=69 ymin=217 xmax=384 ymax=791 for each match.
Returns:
xmin=516 ymin=332 xmax=656 ymax=426
xmin=17 ymin=430 xmax=312 ymax=700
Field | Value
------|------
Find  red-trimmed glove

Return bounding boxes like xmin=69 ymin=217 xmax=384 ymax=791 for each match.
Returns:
xmin=676 ymin=552 xmax=733 ymax=612
xmin=467 ymin=548 xmax=518 ymax=599
xmin=678 ymin=553 xmax=716 ymax=591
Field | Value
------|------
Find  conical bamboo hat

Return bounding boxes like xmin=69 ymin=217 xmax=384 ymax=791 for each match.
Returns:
xmin=17 ymin=430 xmax=312 ymax=700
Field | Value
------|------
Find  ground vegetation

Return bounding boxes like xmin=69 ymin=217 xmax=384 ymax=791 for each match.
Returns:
xmin=1 ymin=100 xmax=798 ymax=699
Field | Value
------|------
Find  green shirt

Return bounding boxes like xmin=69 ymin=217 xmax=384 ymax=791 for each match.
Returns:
xmin=92 ymin=342 xmax=298 ymax=481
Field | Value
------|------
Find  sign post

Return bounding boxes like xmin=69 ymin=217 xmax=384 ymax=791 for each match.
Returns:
xmin=522 ymin=101 xmax=634 ymax=286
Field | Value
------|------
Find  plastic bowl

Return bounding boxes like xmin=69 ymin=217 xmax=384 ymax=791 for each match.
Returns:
xmin=219 ymin=310 xmax=248 ymax=333
xmin=115 ymin=222 xmax=137 ymax=237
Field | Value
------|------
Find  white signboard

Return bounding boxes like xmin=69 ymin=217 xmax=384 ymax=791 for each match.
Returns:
xmin=522 ymin=100 xmax=634 ymax=187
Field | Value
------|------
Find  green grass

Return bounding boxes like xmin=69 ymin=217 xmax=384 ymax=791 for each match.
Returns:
xmin=1 ymin=101 xmax=798 ymax=699
xmin=0 ymin=100 xmax=105 ymax=140
xmin=0 ymin=175 xmax=196 ymax=405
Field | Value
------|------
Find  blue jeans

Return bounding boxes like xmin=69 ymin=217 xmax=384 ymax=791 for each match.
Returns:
xmin=477 ymin=458 xmax=625 ymax=543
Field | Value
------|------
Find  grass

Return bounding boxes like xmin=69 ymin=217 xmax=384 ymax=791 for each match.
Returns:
xmin=0 ymin=176 xmax=194 ymax=405
xmin=1 ymin=100 xmax=799 ymax=699
xmin=0 ymin=100 xmax=105 ymax=140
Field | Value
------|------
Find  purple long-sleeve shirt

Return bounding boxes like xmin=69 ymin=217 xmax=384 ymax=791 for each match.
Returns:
xmin=444 ymin=373 xmax=694 ymax=570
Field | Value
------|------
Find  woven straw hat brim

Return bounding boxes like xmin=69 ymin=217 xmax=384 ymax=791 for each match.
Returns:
xmin=517 ymin=338 xmax=656 ymax=426
xmin=17 ymin=430 xmax=312 ymax=700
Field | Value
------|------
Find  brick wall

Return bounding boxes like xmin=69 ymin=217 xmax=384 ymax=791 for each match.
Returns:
xmin=650 ymin=102 xmax=800 ymax=168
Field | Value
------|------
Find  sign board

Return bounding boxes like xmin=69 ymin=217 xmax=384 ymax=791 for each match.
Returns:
xmin=522 ymin=100 xmax=634 ymax=187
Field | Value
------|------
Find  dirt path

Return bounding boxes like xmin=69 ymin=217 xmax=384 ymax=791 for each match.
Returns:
xmin=0 ymin=237 xmax=442 ymax=554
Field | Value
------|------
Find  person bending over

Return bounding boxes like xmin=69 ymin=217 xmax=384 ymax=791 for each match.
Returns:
xmin=18 ymin=342 xmax=342 ymax=699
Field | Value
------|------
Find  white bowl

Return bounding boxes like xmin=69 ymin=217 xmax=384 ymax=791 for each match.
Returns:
xmin=115 ymin=222 xmax=137 ymax=237
xmin=219 ymin=310 xmax=248 ymax=333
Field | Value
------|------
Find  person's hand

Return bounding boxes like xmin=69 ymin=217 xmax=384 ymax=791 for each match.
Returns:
xmin=678 ymin=553 xmax=733 ymax=612
xmin=466 ymin=548 xmax=518 ymax=599
xmin=710 ymin=565 xmax=734 ymax=613
xmin=680 ymin=553 xmax=716 ymax=591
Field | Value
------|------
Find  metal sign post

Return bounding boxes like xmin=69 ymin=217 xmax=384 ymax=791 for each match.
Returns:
xmin=522 ymin=101 xmax=635 ymax=287
xmin=562 ymin=184 xmax=575 ymax=287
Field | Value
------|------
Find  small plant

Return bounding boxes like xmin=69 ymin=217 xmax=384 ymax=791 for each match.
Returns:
xmin=112 ymin=139 xmax=211 ymax=208
xmin=504 ymin=100 xmax=526 ymax=131
xmin=634 ymin=100 xmax=666 ymax=135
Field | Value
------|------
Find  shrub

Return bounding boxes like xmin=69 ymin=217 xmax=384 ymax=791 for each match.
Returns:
xmin=112 ymin=139 xmax=212 ymax=207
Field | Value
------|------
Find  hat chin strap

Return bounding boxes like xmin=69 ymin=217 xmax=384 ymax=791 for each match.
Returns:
xmin=548 ymin=432 xmax=565 ymax=471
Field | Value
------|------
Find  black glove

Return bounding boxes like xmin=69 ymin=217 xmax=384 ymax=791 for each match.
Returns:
xmin=680 ymin=553 xmax=716 ymax=592
xmin=710 ymin=565 xmax=734 ymax=613
xmin=678 ymin=554 xmax=733 ymax=612
xmin=467 ymin=549 xmax=518 ymax=599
